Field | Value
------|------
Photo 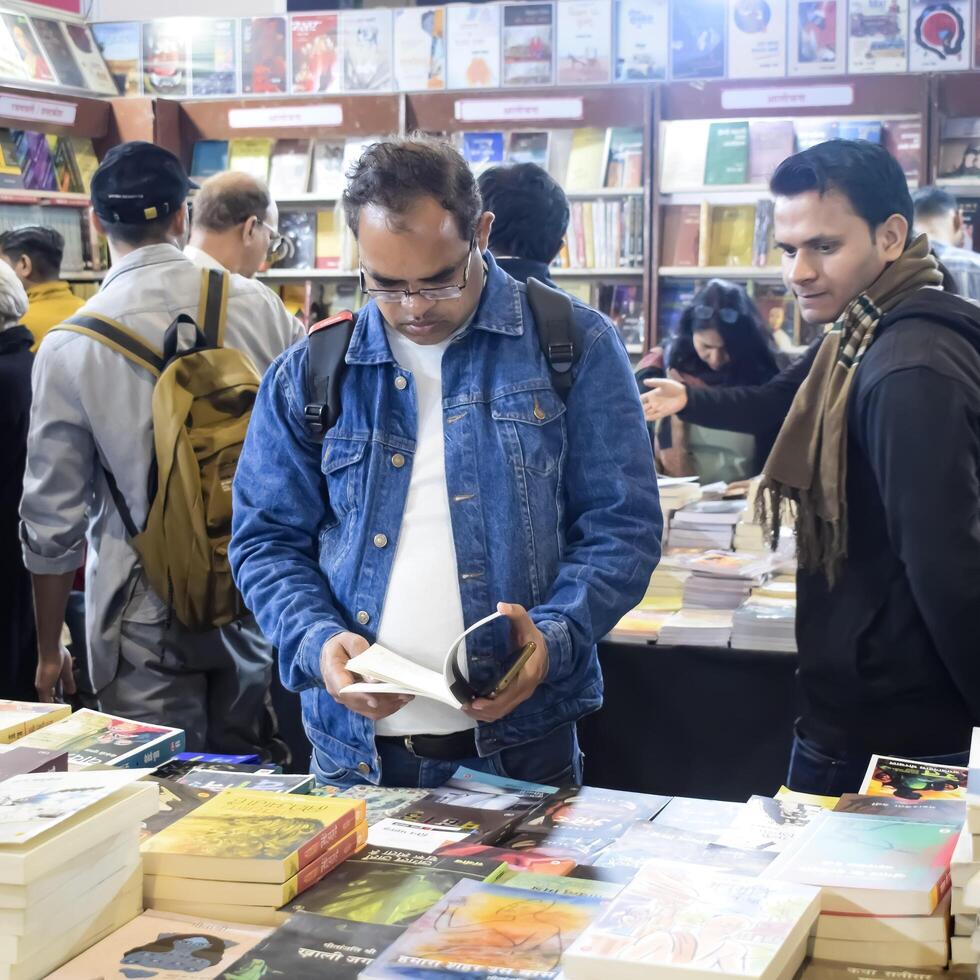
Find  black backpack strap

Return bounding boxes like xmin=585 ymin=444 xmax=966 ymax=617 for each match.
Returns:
xmin=525 ymin=277 xmax=577 ymax=401
xmin=198 ymin=268 xmax=229 ymax=348
xmin=304 ymin=311 xmax=356 ymax=439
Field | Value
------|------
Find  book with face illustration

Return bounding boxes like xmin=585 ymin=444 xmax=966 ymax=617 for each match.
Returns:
xmin=362 ymin=878 xmax=604 ymax=979
xmin=343 ymin=611 xmax=508 ymax=708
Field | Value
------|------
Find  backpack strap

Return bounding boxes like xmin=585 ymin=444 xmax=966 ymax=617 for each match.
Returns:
xmin=53 ymin=313 xmax=164 ymax=377
xmin=49 ymin=313 xmax=162 ymax=539
xmin=198 ymin=268 xmax=230 ymax=348
xmin=525 ymin=277 xmax=577 ymax=401
xmin=304 ymin=311 xmax=356 ymax=439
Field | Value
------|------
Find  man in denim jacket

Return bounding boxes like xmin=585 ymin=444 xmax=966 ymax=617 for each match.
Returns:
xmin=230 ymin=138 xmax=661 ymax=788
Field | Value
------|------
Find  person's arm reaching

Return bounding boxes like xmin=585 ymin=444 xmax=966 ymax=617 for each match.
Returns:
xmin=642 ymin=338 xmax=821 ymax=435
xmin=860 ymin=365 xmax=980 ymax=719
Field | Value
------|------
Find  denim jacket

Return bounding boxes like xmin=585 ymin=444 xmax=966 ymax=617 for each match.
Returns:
xmin=230 ymin=253 xmax=662 ymax=782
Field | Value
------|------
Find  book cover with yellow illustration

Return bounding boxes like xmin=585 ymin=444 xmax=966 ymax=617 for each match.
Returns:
xmin=142 ymin=788 xmax=365 ymax=883
xmin=362 ymin=878 xmax=603 ymax=978
xmin=0 ymin=700 xmax=69 ymax=744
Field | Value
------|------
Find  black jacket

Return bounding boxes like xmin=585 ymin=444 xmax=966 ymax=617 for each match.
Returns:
xmin=0 ymin=325 xmax=36 ymax=701
xmin=798 ymin=290 xmax=980 ymax=756
xmin=495 ymin=257 xmax=556 ymax=287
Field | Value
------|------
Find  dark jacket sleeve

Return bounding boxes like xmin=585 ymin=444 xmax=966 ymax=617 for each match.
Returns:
xmin=859 ymin=365 xmax=980 ymax=720
xmin=678 ymin=338 xmax=821 ymax=436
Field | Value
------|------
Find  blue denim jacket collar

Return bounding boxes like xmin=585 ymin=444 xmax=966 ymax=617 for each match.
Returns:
xmin=346 ymin=251 xmax=525 ymax=367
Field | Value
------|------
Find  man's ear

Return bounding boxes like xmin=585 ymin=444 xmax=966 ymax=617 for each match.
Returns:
xmin=90 ymin=210 xmax=106 ymax=241
xmin=879 ymin=213 xmax=909 ymax=261
xmin=476 ymin=211 xmax=494 ymax=253
xmin=17 ymin=253 xmax=32 ymax=280
xmin=954 ymin=210 xmax=965 ymax=234
xmin=172 ymin=203 xmax=189 ymax=241
xmin=242 ymin=215 xmax=259 ymax=242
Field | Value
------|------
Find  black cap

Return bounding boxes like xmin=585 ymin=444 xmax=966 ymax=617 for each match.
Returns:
xmin=91 ymin=141 xmax=197 ymax=225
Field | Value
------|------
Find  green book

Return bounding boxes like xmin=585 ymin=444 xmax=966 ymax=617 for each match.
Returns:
xmin=704 ymin=120 xmax=750 ymax=186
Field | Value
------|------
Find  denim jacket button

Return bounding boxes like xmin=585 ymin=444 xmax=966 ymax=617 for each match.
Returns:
xmin=373 ymin=533 xmax=388 ymax=548
xmin=394 ymin=376 xmax=408 ymax=390
xmin=356 ymin=610 xmax=371 ymax=625
xmin=357 ymin=761 xmax=371 ymax=775
xmin=391 ymin=453 xmax=406 ymax=468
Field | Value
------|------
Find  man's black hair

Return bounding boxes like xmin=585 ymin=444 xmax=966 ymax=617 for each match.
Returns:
xmin=770 ymin=139 xmax=914 ymax=245
xmin=0 ymin=225 xmax=64 ymax=280
xmin=913 ymin=185 xmax=960 ymax=221
xmin=344 ymin=135 xmax=482 ymax=242
xmin=478 ymin=163 xmax=570 ymax=264
xmin=101 ymin=213 xmax=175 ymax=248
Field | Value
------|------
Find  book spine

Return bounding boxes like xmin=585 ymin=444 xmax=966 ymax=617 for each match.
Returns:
xmin=292 ymin=822 xmax=368 ymax=899
xmin=697 ymin=202 xmax=712 ymax=268
xmin=295 ymin=800 xmax=366 ymax=869
xmin=129 ymin=732 xmax=186 ymax=770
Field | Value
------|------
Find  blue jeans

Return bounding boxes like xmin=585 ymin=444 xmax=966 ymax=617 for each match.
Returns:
xmin=787 ymin=728 xmax=969 ymax=796
xmin=311 ymin=722 xmax=583 ymax=789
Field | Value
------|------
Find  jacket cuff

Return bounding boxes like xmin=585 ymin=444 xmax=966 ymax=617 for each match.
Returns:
xmin=298 ymin=620 xmax=346 ymax=688
xmin=19 ymin=524 xmax=85 ymax=576
xmin=535 ymin=617 xmax=573 ymax=685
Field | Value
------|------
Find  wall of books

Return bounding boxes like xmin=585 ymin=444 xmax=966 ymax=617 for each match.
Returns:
xmin=89 ymin=1 xmax=980 ymax=100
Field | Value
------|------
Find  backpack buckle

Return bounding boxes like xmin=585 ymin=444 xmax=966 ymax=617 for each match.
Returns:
xmin=304 ymin=402 xmax=329 ymax=434
xmin=548 ymin=342 xmax=575 ymax=375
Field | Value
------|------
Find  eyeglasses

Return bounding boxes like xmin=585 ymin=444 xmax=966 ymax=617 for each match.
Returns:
xmin=360 ymin=243 xmax=474 ymax=305
xmin=693 ymin=304 xmax=739 ymax=325
xmin=257 ymin=218 xmax=287 ymax=260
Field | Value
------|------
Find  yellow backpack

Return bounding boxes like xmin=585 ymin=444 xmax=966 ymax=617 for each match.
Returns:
xmin=54 ymin=269 xmax=259 ymax=631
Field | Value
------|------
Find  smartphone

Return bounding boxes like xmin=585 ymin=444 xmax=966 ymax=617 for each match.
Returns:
xmin=486 ymin=642 xmax=536 ymax=699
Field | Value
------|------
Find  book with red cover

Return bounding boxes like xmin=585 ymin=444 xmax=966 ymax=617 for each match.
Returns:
xmin=661 ymin=205 xmax=701 ymax=267
xmin=749 ymin=119 xmax=796 ymax=185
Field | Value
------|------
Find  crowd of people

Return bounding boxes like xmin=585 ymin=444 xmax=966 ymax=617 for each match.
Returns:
xmin=2 ymin=132 xmax=979 ymax=796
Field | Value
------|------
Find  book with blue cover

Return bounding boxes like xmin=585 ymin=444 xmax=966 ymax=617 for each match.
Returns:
xmin=461 ymin=133 xmax=504 ymax=176
xmin=190 ymin=140 xmax=229 ymax=182
xmin=670 ymin=0 xmax=725 ymax=78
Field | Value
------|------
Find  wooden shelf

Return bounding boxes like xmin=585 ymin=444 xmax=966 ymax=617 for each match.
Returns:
xmin=566 ymin=187 xmax=644 ymax=199
xmin=659 ymin=266 xmax=783 ymax=280
xmin=660 ymin=189 xmax=770 ymax=205
xmin=0 ymin=189 xmax=91 ymax=208
xmin=274 ymin=194 xmax=341 ymax=207
xmin=257 ymin=269 xmax=358 ymax=282
xmin=64 ymin=270 xmax=106 ymax=281
xmin=552 ymin=268 xmax=644 ymax=278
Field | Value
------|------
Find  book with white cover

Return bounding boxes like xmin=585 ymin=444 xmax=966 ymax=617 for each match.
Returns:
xmin=808 ymin=936 xmax=949 ymax=968
xmin=447 ymin=3 xmax=501 ymax=89
xmin=814 ymin=891 xmax=951 ymax=943
xmin=564 ymin=859 xmax=820 ymax=980
xmin=343 ymin=611 xmax=503 ymax=708
xmin=727 ymin=0 xmax=787 ymax=78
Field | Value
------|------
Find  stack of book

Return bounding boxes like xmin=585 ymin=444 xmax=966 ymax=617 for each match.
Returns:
xmin=0 ymin=769 xmax=158 ymax=979
xmin=564 ymin=860 xmax=821 ymax=980
xmin=658 ymin=608 xmax=735 ymax=648
xmin=681 ymin=551 xmax=773 ymax=610
xmin=0 ymin=700 xmax=70 ymax=744
xmin=141 ymin=789 xmax=367 ymax=926
xmin=948 ymin=729 xmax=980 ymax=965
xmin=665 ymin=499 xmax=746 ymax=551
xmin=731 ymin=596 xmax=798 ymax=653
xmin=657 ymin=476 xmax=702 ymax=520
xmin=12 ymin=708 xmax=184 ymax=770
xmin=766 ymin=762 xmax=963 ymax=970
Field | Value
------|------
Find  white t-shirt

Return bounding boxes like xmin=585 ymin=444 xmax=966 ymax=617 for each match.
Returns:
xmin=375 ymin=324 xmax=475 ymax=737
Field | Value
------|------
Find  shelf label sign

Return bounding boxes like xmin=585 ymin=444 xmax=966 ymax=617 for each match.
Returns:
xmin=0 ymin=95 xmax=76 ymax=126
xmin=720 ymin=86 xmax=854 ymax=111
xmin=228 ymin=104 xmax=343 ymax=129
xmin=455 ymin=98 xmax=584 ymax=123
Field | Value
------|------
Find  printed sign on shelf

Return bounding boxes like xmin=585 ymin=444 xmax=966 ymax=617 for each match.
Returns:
xmin=228 ymin=103 xmax=343 ymax=130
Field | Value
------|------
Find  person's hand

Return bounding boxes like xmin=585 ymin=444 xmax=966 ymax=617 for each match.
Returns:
xmin=641 ymin=377 xmax=688 ymax=421
xmin=36 ymin=643 xmax=75 ymax=703
xmin=320 ymin=632 xmax=413 ymax=722
xmin=464 ymin=602 xmax=549 ymax=724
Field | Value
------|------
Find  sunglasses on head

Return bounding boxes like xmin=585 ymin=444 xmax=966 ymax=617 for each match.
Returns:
xmin=693 ymin=304 xmax=738 ymax=325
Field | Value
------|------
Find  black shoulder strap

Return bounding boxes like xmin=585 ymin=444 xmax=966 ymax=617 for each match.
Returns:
xmin=198 ymin=268 xmax=229 ymax=348
xmin=304 ymin=311 xmax=356 ymax=439
xmin=526 ymin=277 xmax=577 ymax=401
xmin=56 ymin=313 xmax=165 ymax=376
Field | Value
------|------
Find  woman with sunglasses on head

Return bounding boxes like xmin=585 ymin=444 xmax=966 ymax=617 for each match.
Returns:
xmin=645 ymin=278 xmax=780 ymax=483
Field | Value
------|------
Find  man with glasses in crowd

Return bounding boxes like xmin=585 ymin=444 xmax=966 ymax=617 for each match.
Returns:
xmin=230 ymin=136 xmax=660 ymax=788
xmin=20 ymin=143 xmax=297 ymax=759
xmin=185 ymin=171 xmax=293 ymax=280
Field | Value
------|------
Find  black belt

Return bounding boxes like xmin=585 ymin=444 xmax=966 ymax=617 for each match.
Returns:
xmin=377 ymin=729 xmax=478 ymax=761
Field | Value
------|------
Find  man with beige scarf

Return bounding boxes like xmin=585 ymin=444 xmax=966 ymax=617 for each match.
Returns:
xmin=648 ymin=140 xmax=980 ymax=795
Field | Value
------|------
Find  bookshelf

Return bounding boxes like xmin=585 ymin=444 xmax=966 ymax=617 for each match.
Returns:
xmin=931 ymin=74 xmax=980 ymax=237
xmin=406 ymin=85 xmax=654 ymax=353
xmin=652 ymin=74 xmax=931 ymax=345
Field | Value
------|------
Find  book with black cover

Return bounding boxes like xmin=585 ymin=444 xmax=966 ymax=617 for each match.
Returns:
xmin=141 ymin=778 xmax=215 ymax=842
xmin=218 ymin=912 xmax=404 ymax=979
xmin=388 ymin=799 xmax=523 ymax=846
xmin=29 ymin=18 xmax=85 ymax=89
xmin=274 ymin=212 xmax=317 ymax=270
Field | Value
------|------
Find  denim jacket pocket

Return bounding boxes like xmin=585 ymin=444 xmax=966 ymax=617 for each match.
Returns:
xmin=491 ymin=388 xmax=566 ymax=477
xmin=321 ymin=436 xmax=369 ymax=517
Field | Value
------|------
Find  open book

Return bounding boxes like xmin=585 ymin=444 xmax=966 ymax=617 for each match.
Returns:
xmin=341 ymin=612 xmax=503 ymax=709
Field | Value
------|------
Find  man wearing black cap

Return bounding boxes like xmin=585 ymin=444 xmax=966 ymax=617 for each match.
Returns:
xmin=19 ymin=142 xmax=300 ymax=759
